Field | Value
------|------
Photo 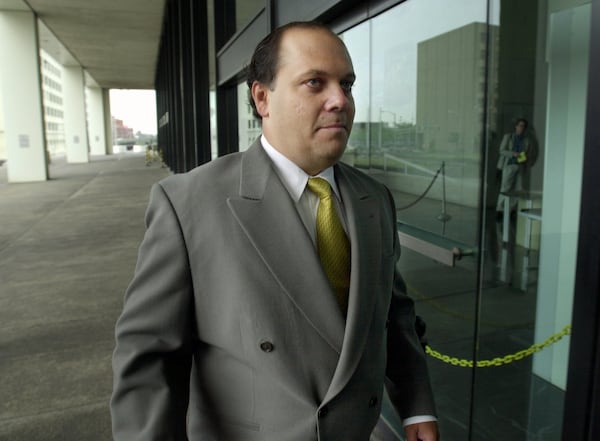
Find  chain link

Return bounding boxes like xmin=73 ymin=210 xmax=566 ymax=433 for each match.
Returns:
xmin=395 ymin=165 xmax=442 ymax=211
xmin=425 ymin=324 xmax=571 ymax=368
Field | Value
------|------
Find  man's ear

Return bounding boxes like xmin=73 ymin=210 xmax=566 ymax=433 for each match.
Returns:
xmin=251 ymin=81 xmax=270 ymax=118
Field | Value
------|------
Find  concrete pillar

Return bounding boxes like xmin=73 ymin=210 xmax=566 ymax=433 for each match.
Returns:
xmin=0 ymin=11 xmax=48 ymax=182
xmin=533 ymin=1 xmax=591 ymax=390
xmin=63 ymin=66 xmax=89 ymax=163
xmin=103 ymin=89 xmax=114 ymax=154
xmin=0 ymin=84 xmax=5 ymax=161
xmin=86 ymin=86 xmax=107 ymax=155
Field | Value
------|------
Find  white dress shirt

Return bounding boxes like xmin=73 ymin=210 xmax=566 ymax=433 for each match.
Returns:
xmin=260 ymin=135 xmax=436 ymax=429
xmin=260 ymin=135 xmax=348 ymax=245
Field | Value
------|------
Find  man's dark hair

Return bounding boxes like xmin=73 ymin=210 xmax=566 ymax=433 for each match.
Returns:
xmin=246 ymin=21 xmax=337 ymax=120
xmin=515 ymin=118 xmax=529 ymax=129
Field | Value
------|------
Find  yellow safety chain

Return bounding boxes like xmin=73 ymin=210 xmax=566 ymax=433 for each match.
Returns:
xmin=425 ymin=324 xmax=571 ymax=368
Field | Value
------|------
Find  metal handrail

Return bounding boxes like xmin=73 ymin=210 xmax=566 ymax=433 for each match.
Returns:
xmin=397 ymin=222 xmax=476 ymax=267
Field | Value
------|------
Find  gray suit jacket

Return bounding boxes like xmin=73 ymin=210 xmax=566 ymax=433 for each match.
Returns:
xmin=111 ymin=139 xmax=436 ymax=441
xmin=496 ymin=132 xmax=532 ymax=170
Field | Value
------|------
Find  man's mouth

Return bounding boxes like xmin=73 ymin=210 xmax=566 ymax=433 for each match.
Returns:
xmin=319 ymin=123 xmax=347 ymax=131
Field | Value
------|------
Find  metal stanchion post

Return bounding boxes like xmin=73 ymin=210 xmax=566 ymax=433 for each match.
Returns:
xmin=437 ymin=161 xmax=452 ymax=228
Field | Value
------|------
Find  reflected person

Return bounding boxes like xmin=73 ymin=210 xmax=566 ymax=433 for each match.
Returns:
xmin=496 ymin=118 xmax=532 ymax=217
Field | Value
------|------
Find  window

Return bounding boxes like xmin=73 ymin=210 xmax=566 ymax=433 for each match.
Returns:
xmin=340 ymin=0 xmax=591 ymax=438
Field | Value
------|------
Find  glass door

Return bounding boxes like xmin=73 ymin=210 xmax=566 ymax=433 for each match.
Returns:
xmin=473 ymin=1 xmax=590 ymax=439
xmin=342 ymin=2 xmax=492 ymax=438
xmin=341 ymin=0 xmax=592 ymax=439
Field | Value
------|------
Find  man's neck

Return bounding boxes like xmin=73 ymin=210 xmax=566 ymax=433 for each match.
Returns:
xmin=260 ymin=134 xmax=334 ymax=176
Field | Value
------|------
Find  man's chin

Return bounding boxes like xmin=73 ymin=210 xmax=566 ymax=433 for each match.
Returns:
xmin=320 ymin=133 xmax=349 ymax=149
xmin=324 ymin=144 xmax=348 ymax=163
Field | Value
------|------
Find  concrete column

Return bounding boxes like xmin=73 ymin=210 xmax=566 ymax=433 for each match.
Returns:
xmin=86 ymin=86 xmax=107 ymax=155
xmin=533 ymin=1 xmax=591 ymax=390
xmin=0 ymin=84 xmax=5 ymax=161
xmin=63 ymin=65 xmax=89 ymax=163
xmin=102 ymin=89 xmax=114 ymax=154
xmin=0 ymin=11 xmax=47 ymax=182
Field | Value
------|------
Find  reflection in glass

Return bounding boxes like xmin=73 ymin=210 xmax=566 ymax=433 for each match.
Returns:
xmin=237 ymin=81 xmax=261 ymax=151
xmin=341 ymin=0 xmax=589 ymax=439
xmin=473 ymin=1 xmax=589 ymax=440
xmin=342 ymin=2 xmax=490 ymax=439
xmin=345 ymin=0 xmax=491 ymax=245
xmin=235 ymin=0 xmax=264 ymax=33
xmin=210 ymin=90 xmax=218 ymax=160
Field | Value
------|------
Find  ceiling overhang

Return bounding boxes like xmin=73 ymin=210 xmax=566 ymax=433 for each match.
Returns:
xmin=0 ymin=0 xmax=166 ymax=89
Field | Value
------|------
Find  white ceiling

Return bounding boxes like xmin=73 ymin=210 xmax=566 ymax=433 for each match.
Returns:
xmin=0 ymin=0 xmax=166 ymax=89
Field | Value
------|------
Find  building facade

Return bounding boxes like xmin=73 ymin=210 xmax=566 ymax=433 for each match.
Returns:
xmin=0 ymin=49 xmax=67 ymax=163
xmin=154 ymin=0 xmax=599 ymax=439
xmin=40 ymin=49 xmax=66 ymax=158
xmin=111 ymin=117 xmax=134 ymax=141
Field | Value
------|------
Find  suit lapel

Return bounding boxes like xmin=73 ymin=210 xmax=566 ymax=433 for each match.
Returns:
xmin=228 ymin=144 xmax=383 ymax=402
xmin=324 ymin=163 xmax=382 ymax=403
xmin=226 ymin=141 xmax=345 ymax=353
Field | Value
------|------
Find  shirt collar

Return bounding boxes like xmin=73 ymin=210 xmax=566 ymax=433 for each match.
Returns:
xmin=260 ymin=135 xmax=341 ymax=202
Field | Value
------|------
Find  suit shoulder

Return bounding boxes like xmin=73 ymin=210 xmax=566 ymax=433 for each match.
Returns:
xmin=337 ymin=162 xmax=389 ymax=194
xmin=159 ymin=152 xmax=243 ymax=194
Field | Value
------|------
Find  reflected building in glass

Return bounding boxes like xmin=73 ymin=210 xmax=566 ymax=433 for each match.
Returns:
xmin=415 ymin=22 xmax=500 ymax=209
xmin=417 ymin=22 xmax=499 ymax=164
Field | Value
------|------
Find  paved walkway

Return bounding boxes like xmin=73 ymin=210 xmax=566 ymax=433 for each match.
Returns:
xmin=0 ymin=153 xmax=170 ymax=440
xmin=0 ymin=152 xmax=543 ymax=440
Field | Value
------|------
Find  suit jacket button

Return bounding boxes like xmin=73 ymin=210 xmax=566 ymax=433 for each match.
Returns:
xmin=318 ymin=406 xmax=328 ymax=418
xmin=259 ymin=341 xmax=274 ymax=352
xmin=369 ymin=396 xmax=378 ymax=407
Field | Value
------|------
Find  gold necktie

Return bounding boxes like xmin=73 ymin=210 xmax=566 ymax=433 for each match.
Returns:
xmin=307 ymin=177 xmax=351 ymax=315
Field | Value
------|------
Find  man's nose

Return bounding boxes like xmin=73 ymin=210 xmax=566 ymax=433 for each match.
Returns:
xmin=324 ymin=85 xmax=351 ymax=111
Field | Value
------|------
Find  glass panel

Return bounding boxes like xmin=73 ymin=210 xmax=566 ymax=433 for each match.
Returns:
xmin=340 ymin=22 xmax=370 ymax=167
xmin=235 ymin=0 xmax=264 ymax=33
xmin=473 ymin=0 xmax=590 ymax=439
xmin=237 ymin=81 xmax=261 ymax=151
xmin=343 ymin=0 xmax=590 ymax=439
xmin=346 ymin=0 xmax=489 ymax=245
xmin=210 ymin=89 xmax=218 ymax=160
xmin=342 ymin=1 xmax=489 ymax=439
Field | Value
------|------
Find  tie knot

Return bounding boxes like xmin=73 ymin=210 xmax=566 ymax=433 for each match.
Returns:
xmin=307 ymin=177 xmax=332 ymax=200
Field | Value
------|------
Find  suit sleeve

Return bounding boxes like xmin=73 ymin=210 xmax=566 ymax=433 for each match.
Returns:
xmin=383 ymin=188 xmax=437 ymax=419
xmin=498 ymin=134 xmax=513 ymax=158
xmin=111 ymin=182 xmax=193 ymax=441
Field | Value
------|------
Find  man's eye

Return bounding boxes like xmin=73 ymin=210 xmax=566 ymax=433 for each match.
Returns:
xmin=341 ymin=81 xmax=354 ymax=92
xmin=306 ymin=79 xmax=322 ymax=88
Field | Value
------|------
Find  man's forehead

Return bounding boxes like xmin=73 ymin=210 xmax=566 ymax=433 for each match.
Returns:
xmin=278 ymin=28 xmax=353 ymax=70
xmin=280 ymin=27 xmax=348 ymax=54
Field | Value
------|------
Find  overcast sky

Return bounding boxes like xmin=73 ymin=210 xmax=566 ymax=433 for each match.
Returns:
xmin=109 ymin=89 xmax=157 ymax=135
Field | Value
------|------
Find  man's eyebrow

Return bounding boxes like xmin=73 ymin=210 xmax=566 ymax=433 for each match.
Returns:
xmin=299 ymin=69 xmax=356 ymax=81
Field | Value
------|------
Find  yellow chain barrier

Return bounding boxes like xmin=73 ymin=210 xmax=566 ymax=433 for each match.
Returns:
xmin=425 ymin=324 xmax=571 ymax=368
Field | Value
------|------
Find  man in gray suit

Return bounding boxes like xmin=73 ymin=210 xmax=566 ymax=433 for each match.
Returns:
xmin=111 ymin=21 xmax=439 ymax=441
